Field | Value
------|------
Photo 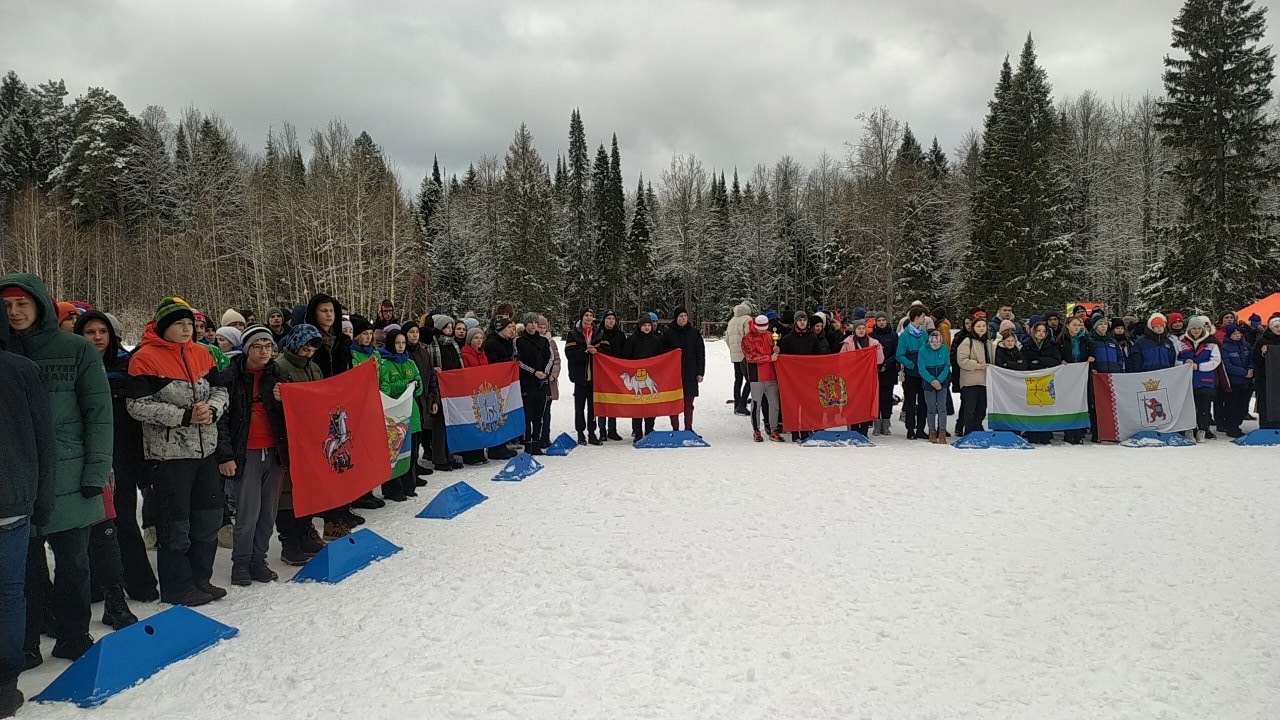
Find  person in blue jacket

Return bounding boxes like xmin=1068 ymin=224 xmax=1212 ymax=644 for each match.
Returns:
xmin=917 ymin=329 xmax=951 ymax=443
xmin=895 ymin=306 xmax=930 ymax=439
xmin=1131 ymin=313 xmax=1179 ymax=372
xmin=1217 ymin=323 xmax=1253 ymax=438
xmin=1088 ymin=318 xmax=1127 ymax=373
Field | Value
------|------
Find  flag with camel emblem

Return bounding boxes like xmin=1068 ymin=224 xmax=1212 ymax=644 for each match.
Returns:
xmin=593 ymin=350 xmax=686 ymax=418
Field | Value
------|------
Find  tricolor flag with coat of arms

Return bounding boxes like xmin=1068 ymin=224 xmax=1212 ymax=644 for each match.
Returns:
xmin=436 ymin=361 xmax=525 ymax=452
xmin=987 ymin=362 xmax=1091 ymax=432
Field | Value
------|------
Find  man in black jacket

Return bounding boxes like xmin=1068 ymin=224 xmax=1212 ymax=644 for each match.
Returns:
xmin=481 ymin=318 xmax=519 ymax=460
xmin=0 ymin=311 xmax=55 ymax=717
xmin=778 ymin=311 xmax=820 ymax=441
xmin=564 ymin=309 xmax=603 ymax=445
xmin=594 ymin=311 xmax=627 ymax=441
xmin=516 ymin=313 xmax=553 ymax=454
xmin=304 ymin=293 xmax=351 ymax=379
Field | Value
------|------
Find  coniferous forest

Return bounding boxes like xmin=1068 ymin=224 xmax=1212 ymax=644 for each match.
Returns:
xmin=1 ymin=1 xmax=1277 ymax=329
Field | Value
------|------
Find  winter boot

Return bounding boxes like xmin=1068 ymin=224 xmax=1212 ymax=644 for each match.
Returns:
xmin=280 ymin=543 xmax=310 ymax=567
xmin=22 ymin=648 xmax=41 ymax=671
xmin=607 ymin=430 xmax=624 ymax=442
xmin=249 ymin=561 xmax=278 ymax=583
xmin=939 ymin=430 xmax=949 ymax=444
xmin=171 ymin=587 xmax=216 ymax=607
xmin=1204 ymin=429 xmax=1216 ymax=440
xmin=196 ymin=581 xmax=227 ymax=600
xmin=928 ymin=430 xmax=937 ymax=443
xmin=752 ymin=431 xmax=763 ymax=443
xmin=302 ymin=524 xmax=325 ymax=556
xmin=0 ymin=683 xmax=22 ymax=719
xmin=101 ymin=586 xmax=138 ymax=630
xmin=231 ymin=562 xmax=253 ymax=587
xmin=51 ymin=634 xmax=94 ymax=661
xmin=588 ymin=433 xmax=602 ymax=446
xmin=323 ymin=520 xmax=351 ymax=541
xmin=352 ymin=493 xmax=384 ymax=510
xmin=341 ymin=508 xmax=365 ymax=526
xmin=577 ymin=432 xmax=587 ymax=445
xmin=881 ymin=419 xmax=892 ymax=436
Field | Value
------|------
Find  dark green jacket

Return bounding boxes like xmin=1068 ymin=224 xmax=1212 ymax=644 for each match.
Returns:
xmin=0 ymin=273 xmax=110 ymax=533
xmin=0 ymin=310 xmax=56 ymax=525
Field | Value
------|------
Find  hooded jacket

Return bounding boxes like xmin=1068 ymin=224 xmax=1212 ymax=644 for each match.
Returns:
xmin=75 ymin=310 xmax=147 ymax=483
xmin=304 ymin=293 xmax=352 ymax=378
xmin=662 ymin=311 xmax=707 ymax=397
xmin=741 ymin=323 xmax=777 ymax=383
xmin=0 ymin=273 xmax=110 ymax=533
xmin=1132 ymin=327 xmax=1178 ymax=372
xmin=126 ymin=320 xmax=230 ymax=462
xmin=564 ymin=319 xmax=601 ymax=384
xmin=1178 ymin=331 xmax=1221 ymax=390
xmin=0 ymin=309 xmax=56 ymax=526
xmin=725 ymin=302 xmax=752 ymax=362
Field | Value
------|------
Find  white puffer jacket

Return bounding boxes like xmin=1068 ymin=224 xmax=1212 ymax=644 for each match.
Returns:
xmin=725 ymin=303 xmax=752 ymax=362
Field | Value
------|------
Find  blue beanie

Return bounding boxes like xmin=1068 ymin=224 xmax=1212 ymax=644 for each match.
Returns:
xmin=282 ymin=323 xmax=321 ymax=354
xmin=853 ymin=307 xmax=866 ymax=320
xmin=647 ymin=311 xmax=659 ymax=323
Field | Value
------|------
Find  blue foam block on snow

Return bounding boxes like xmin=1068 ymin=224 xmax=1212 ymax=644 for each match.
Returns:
xmin=1120 ymin=430 xmax=1196 ymax=448
xmin=417 ymin=481 xmax=489 ymax=518
xmin=491 ymin=453 xmax=543 ymax=482
xmin=545 ymin=432 xmax=578 ymax=456
xmin=291 ymin=528 xmax=402 ymax=583
xmin=634 ymin=430 xmax=710 ymax=448
xmin=33 ymin=606 xmax=237 ymax=708
xmin=951 ymin=430 xmax=1033 ymax=449
xmin=1233 ymin=428 xmax=1280 ymax=446
xmin=801 ymin=430 xmax=874 ymax=447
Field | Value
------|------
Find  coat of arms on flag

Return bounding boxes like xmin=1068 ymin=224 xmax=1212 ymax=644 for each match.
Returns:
xmin=593 ymin=351 xmax=685 ymax=418
xmin=1025 ymin=375 xmax=1056 ymax=406
xmin=620 ymin=368 xmax=660 ymax=399
xmin=817 ymin=373 xmax=848 ymax=408
xmin=1137 ymin=378 xmax=1169 ymax=427
xmin=438 ymin=362 xmax=525 ymax=452
xmin=471 ymin=381 xmax=506 ymax=431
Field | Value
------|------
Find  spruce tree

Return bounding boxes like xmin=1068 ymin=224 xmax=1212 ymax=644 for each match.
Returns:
xmin=1147 ymin=0 xmax=1277 ymax=311
xmin=602 ymin=134 xmax=626 ymax=305
xmin=48 ymin=87 xmax=136 ymax=224
xmin=626 ymin=174 xmax=654 ymax=313
xmin=417 ymin=155 xmax=443 ymax=250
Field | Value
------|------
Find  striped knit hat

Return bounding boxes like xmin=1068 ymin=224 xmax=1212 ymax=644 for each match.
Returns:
xmin=155 ymin=297 xmax=195 ymax=337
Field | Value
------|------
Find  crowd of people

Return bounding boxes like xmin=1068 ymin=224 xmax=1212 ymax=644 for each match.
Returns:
xmin=723 ymin=301 xmax=1280 ymax=445
xmin=3 ymin=267 xmax=1279 ymax=717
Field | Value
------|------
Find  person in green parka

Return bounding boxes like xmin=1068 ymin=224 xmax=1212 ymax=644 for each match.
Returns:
xmin=377 ymin=328 xmax=424 ymax=502
xmin=0 ymin=273 xmax=111 ymax=665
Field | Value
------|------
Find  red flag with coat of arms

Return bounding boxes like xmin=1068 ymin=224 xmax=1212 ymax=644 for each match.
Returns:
xmin=279 ymin=360 xmax=389 ymax=516
xmin=775 ymin=349 xmax=879 ymax=432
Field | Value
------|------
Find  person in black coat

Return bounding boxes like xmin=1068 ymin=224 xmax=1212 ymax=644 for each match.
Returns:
xmin=661 ymin=307 xmax=707 ymax=433
xmin=479 ymin=318 xmax=518 ymax=461
xmin=1021 ymin=321 xmax=1061 ymax=445
xmin=623 ymin=314 xmax=666 ymax=442
xmin=593 ymin=310 xmax=626 ymax=441
xmin=778 ymin=311 xmax=821 ymax=441
xmin=304 ymin=293 xmax=351 ymax=378
xmin=870 ymin=312 xmax=898 ymax=435
xmin=563 ymin=309 xmax=603 ymax=445
xmin=515 ymin=313 xmax=553 ymax=454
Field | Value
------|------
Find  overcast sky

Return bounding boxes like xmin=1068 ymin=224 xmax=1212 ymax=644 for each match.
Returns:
xmin=3 ymin=0 xmax=1277 ymax=190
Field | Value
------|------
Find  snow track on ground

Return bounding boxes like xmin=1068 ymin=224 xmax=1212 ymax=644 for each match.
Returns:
xmin=20 ymin=339 xmax=1280 ymax=719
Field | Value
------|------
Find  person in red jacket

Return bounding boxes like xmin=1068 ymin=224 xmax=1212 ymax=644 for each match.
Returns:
xmin=741 ymin=315 xmax=783 ymax=442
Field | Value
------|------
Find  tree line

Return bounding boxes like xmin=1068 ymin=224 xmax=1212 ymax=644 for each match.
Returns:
xmin=1 ymin=0 xmax=1275 ymax=331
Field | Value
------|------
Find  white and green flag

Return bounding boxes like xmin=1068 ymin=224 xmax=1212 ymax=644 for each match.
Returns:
xmin=987 ymin=363 xmax=1090 ymax=432
xmin=381 ymin=382 xmax=416 ymax=477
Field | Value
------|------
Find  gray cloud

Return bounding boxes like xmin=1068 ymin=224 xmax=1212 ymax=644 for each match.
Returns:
xmin=4 ymin=0 xmax=1277 ymax=189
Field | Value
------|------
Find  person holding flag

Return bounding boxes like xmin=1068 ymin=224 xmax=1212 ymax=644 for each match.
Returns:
xmin=622 ymin=314 xmax=666 ymax=444
xmin=564 ymin=309 xmax=603 ymax=446
xmin=742 ymin=314 xmax=782 ymax=442
xmin=377 ymin=328 xmax=426 ymax=500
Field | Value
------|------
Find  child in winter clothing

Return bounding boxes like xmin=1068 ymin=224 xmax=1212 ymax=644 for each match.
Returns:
xmin=742 ymin=315 xmax=782 ymax=442
xmin=840 ymin=321 xmax=884 ymax=438
xmin=956 ymin=318 xmax=994 ymax=437
xmin=995 ymin=330 xmax=1025 ymax=370
xmin=1218 ymin=324 xmax=1253 ymax=437
xmin=896 ymin=307 xmax=930 ymax=439
xmin=918 ymin=329 xmax=951 ymax=443
xmin=516 ymin=313 xmax=553 ymax=454
xmin=349 ymin=315 xmax=378 ymax=366
xmin=1023 ymin=322 xmax=1061 ymax=445
xmin=870 ymin=313 xmax=898 ymax=435
xmin=377 ymin=328 xmax=425 ymax=500
xmin=623 ymin=315 xmax=665 ymax=443
xmin=1059 ymin=316 xmax=1091 ymax=444
xmin=1178 ymin=315 xmax=1221 ymax=441
xmin=537 ymin=315 xmax=560 ymax=445
xmin=272 ymin=324 xmax=328 ymax=565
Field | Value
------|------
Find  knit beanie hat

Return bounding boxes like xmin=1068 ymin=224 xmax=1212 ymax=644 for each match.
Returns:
xmin=647 ymin=311 xmax=659 ymax=324
xmin=341 ymin=318 xmax=353 ymax=334
xmin=221 ymin=308 xmax=246 ymax=327
xmin=1109 ymin=318 xmax=1127 ymax=334
xmin=753 ymin=314 xmax=770 ymax=331
xmin=779 ymin=309 xmax=795 ymax=325
xmin=1186 ymin=315 xmax=1212 ymax=334
xmin=55 ymin=302 xmax=79 ymax=325
xmin=1224 ymin=323 xmax=1239 ymax=337
xmin=999 ymin=319 xmax=1016 ymax=334
xmin=240 ymin=324 xmax=275 ymax=350
xmin=1249 ymin=313 xmax=1262 ymax=327
xmin=492 ymin=316 xmax=513 ymax=333
xmin=465 ymin=327 xmax=484 ymax=346
xmin=433 ymin=314 xmax=456 ymax=332
xmin=383 ymin=323 xmax=401 ymax=336
xmin=282 ymin=324 xmax=322 ymax=354
xmin=1167 ymin=311 xmax=1184 ymax=325
xmin=463 ymin=317 xmax=480 ymax=330
xmin=1148 ymin=313 xmax=1167 ymax=331
xmin=349 ymin=314 xmax=373 ymax=337
xmin=602 ymin=309 xmax=618 ymax=322
xmin=154 ymin=297 xmax=196 ymax=338
xmin=853 ymin=307 xmax=867 ymax=320
xmin=215 ymin=326 xmax=243 ymax=349
xmin=520 ymin=311 xmax=541 ymax=328
xmin=874 ymin=311 xmax=887 ymax=321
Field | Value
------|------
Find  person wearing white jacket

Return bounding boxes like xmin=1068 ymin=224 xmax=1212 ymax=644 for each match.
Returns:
xmin=724 ymin=302 xmax=752 ymax=415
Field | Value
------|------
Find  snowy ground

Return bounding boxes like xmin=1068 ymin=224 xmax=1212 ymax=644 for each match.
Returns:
xmin=20 ymin=339 xmax=1280 ymax=719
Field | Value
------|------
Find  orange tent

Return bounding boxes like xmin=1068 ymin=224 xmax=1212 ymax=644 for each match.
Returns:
xmin=1236 ymin=292 xmax=1280 ymax=323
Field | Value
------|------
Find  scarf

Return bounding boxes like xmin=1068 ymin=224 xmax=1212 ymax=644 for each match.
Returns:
xmin=379 ymin=346 xmax=410 ymax=363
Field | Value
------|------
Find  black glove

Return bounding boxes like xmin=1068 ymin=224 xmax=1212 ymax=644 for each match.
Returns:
xmin=81 ymin=486 xmax=104 ymax=499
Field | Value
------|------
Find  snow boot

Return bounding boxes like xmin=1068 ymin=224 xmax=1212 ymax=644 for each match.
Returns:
xmin=101 ymin=586 xmax=138 ymax=630
xmin=196 ymin=581 xmax=227 ymax=600
xmin=0 ymin=683 xmax=22 ymax=719
xmin=51 ymin=634 xmax=94 ymax=661
xmin=588 ymin=433 xmax=602 ymax=446
xmin=352 ymin=492 xmax=384 ymax=510
xmin=171 ymin=587 xmax=216 ymax=607
xmin=753 ymin=431 xmax=763 ymax=443
xmin=249 ymin=561 xmax=278 ymax=583
xmin=1204 ymin=429 xmax=1216 ymax=440
xmin=323 ymin=520 xmax=351 ymax=541
xmin=607 ymin=431 xmax=624 ymax=442
xmin=881 ymin=420 xmax=892 ymax=436
xmin=231 ymin=562 xmax=252 ymax=587
xmin=341 ymin=508 xmax=365 ymax=526
xmin=928 ymin=430 xmax=937 ymax=443
xmin=280 ymin=543 xmax=310 ymax=567
xmin=577 ymin=432 xmax=587 ymax=445
xmin=302 ymin=524 xmax=326 ymax=555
